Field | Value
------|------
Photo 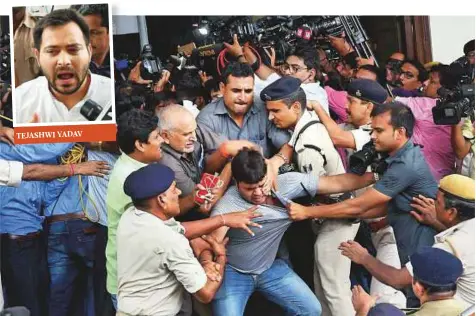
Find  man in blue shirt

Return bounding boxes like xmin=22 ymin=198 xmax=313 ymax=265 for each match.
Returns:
xmin=287 ymin=102 xmax=438 ymax=307
xmin=196 ymin=62 xmax=292 ymax=174
xmin=0 ymin=141 xmax=109 ymax=316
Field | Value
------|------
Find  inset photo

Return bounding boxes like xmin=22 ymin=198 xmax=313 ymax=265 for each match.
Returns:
xmin=0 ymin=15 xmax=12 ymax=129
xmin=11 ymin=4 xmax=114 ymax=127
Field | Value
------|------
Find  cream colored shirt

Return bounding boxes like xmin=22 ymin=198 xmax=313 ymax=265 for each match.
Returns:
xmin=406 ymin=219 xmax=475 ymax=306
xmin=289 ymin=110 xmax=345 ymax=178
xmin=14 ymin=13 xmax=40 ymax=87
xmin=15 ymin=74 xmax=112 ymax=124
xmin=117 ymin=207 xmax=207 ymax=316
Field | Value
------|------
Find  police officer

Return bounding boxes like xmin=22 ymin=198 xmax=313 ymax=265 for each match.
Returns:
xmin=310 ymin=79 xmax=406 ymax=308
xmin=407 ymin=247 xmax=466 ymax=315
xmin=261 ymin=76 xmax=359 ymax=316
xmin=339 ymin=174 xmax=475 ymax=308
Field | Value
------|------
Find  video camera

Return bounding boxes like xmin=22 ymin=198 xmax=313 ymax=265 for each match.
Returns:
xmin=140 ymin=44 xmax=164 ymax=83
xmin=432 ymin=84 xmax=475 ymax=125
xmin=349 ymin=140 xmax=388 ymax=176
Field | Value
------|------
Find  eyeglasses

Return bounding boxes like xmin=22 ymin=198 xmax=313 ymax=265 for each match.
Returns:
xmin=281 ymin=63 xmax=309 ymax=74
xmin=400 ymin=71 xmax=416 ymax=79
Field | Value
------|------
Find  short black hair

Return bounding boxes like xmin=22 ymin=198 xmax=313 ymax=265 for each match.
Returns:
xmin=175 ymin=68 xmax=204 ymax=103
xmin=221 ymin=62 xmax=254 ymax=85
xmin=402 ymin=59 xmax=429 ymax=83
xmin=371 ymin=101 xmax=415 ymax=138
xmin=413 ymin=277 xmax=457 ymax=295
xmin=231 ymin=148 xmax=267 ymax=184
xmin=291 ymin=44 xmax=320 ymax=80
xmin=33 ymin=9 xmax=90 ymax=50
xmin=442 ymin=192 xmax=475 ymax=222
xmin=463 ymin=39 xmax=474 ymax=55
xmin=282 ymin=87 xmax=307 ymax=112
xmin=116 ymin=109 xmax=159 ymax=154
xmin=204 ymin=78 xmax=220 ymax=93
xmin=77 ymin=4 xmax=109 ymax=30
xmin=438 ymin=64 xmax=461 ymax=90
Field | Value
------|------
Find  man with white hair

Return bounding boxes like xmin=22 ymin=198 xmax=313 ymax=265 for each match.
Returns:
xmin=159 ymin=104 xmax=258 ymax=221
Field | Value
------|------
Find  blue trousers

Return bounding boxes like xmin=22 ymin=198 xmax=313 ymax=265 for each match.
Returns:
xmin=47 ymin=219 xmax=97 ymax=316
xmin=212 ymin=259 xmax=322 ymax=316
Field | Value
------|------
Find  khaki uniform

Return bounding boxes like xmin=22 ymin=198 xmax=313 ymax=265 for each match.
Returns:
xmin=406 ymin=219 xmax=475 ymax=307
xmin=408 ymin=298 xmax=466 ymax=316
xmin=14 ymin=12 xmax=40 ymax=87
xmin=290 ymin=110 xmax=360 ymax=316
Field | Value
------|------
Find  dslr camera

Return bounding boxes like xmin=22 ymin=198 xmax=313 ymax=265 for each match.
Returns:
xmin=432 ymin=84 xmax=475 ymax=125
xmin=349 ymin=140 xmax=388 ymax=176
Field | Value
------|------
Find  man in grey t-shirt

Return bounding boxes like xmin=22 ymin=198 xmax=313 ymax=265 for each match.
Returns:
xmin=200 ymin=149 xmax=375 ymax=316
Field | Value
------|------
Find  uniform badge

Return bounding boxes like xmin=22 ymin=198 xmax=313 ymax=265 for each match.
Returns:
xmin=356 ymin=90 xmax=362 ymax=97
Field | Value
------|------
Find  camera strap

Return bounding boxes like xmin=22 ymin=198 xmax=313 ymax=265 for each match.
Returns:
xmin=293 ymin=120 xmax=327 ymax=167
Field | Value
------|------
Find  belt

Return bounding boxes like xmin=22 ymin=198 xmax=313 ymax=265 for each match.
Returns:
xmin=47 ymin=212 xmax=87 ymax=224
xmin=6 ymin=231 xmax=41 ymax=242
xmin=368 ymin=218 xmax=389 ymax=233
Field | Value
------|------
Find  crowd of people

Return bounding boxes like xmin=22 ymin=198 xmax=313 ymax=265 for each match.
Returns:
xmin=0 ymin=8 xmax=475 ymax=316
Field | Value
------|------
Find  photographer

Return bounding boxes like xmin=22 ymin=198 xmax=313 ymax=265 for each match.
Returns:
xmin=395 ymin=64 xmax=456 ymax=181
xmin=450 ymin=39 xmax=475 ymax=84
xmin=385 ymin=52 xmax=406 ymax=89
xmin=287 ymin=102 xmax=439 ymax=307
xmin=309 ymin=79 xmax=406 ymax=308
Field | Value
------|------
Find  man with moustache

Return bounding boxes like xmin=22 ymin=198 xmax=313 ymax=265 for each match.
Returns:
xmin=78 ymin=4 xmax=111 ymax=78
xmin=15 ymin=9 xmax=112 ymax=124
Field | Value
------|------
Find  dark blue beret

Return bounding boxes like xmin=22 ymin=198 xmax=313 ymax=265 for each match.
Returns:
xmin=410 ymin=247 xmax=463 ymax=287
xmin=260 ymin=76 xmax=302 ymax=101
xmin=368 ymin=303 xmax=405 ymax=316
xmin=124 ymin=164 xmax=175 ymax=200
xmin=347 ymin=79 xmax=388 ymax=104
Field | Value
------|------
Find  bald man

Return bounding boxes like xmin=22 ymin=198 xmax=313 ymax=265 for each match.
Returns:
xmin=158 ymin=104 xmax=258 ymax=221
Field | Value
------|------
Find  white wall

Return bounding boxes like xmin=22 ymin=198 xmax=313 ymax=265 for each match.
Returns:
xmin=430 ymin=16 xmax=475 ymax=64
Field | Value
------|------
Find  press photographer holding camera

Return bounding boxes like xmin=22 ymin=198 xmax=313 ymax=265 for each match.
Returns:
xmin=287 ymin=101 xmax=439 ymax=308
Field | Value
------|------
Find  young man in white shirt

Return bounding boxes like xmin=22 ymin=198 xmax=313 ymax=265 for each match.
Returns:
xmin=15 ymin=9 xmax=111 ymax=124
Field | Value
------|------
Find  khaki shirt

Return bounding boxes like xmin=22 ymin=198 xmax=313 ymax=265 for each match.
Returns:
xmin=117 ymin=207 xmax=207 ymax=316
xmin=14 ymin=13 xmax=40 ymax=87
xmin=410 ymin=298 xmax=466 ymax=316
xmin=406 ymin=219 xmax=475 ymax=306
xmin=289 ymin=110 xmax=345 ymax=178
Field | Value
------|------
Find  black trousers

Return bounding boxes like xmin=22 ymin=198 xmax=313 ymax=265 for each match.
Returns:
xmin=1 ymin=233 xmax=49 ymax=316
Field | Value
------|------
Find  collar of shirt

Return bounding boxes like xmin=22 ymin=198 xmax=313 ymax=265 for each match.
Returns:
xmin=213 ymin=98 xmax=258 ymax=117
xmin=435 ymin=218 xmax=474 ymax=243
xmin=162 ymin=143 xmax=195 ymax=162
xmin=385 ymin=139 xmax=414 ymax=164
xmin=132 ymin=207 xmax=186 ymax=235
xmin=118 ymin=152 xmax=148 ymax=169
xmin=292 ymin=110 xmax=318 ymax=134
xmin=22 ymin=13 xmax=36 ymax=29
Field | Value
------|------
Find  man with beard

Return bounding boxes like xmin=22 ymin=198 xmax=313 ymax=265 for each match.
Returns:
xmin=15 ymin=9 xmax=112 ymax=124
